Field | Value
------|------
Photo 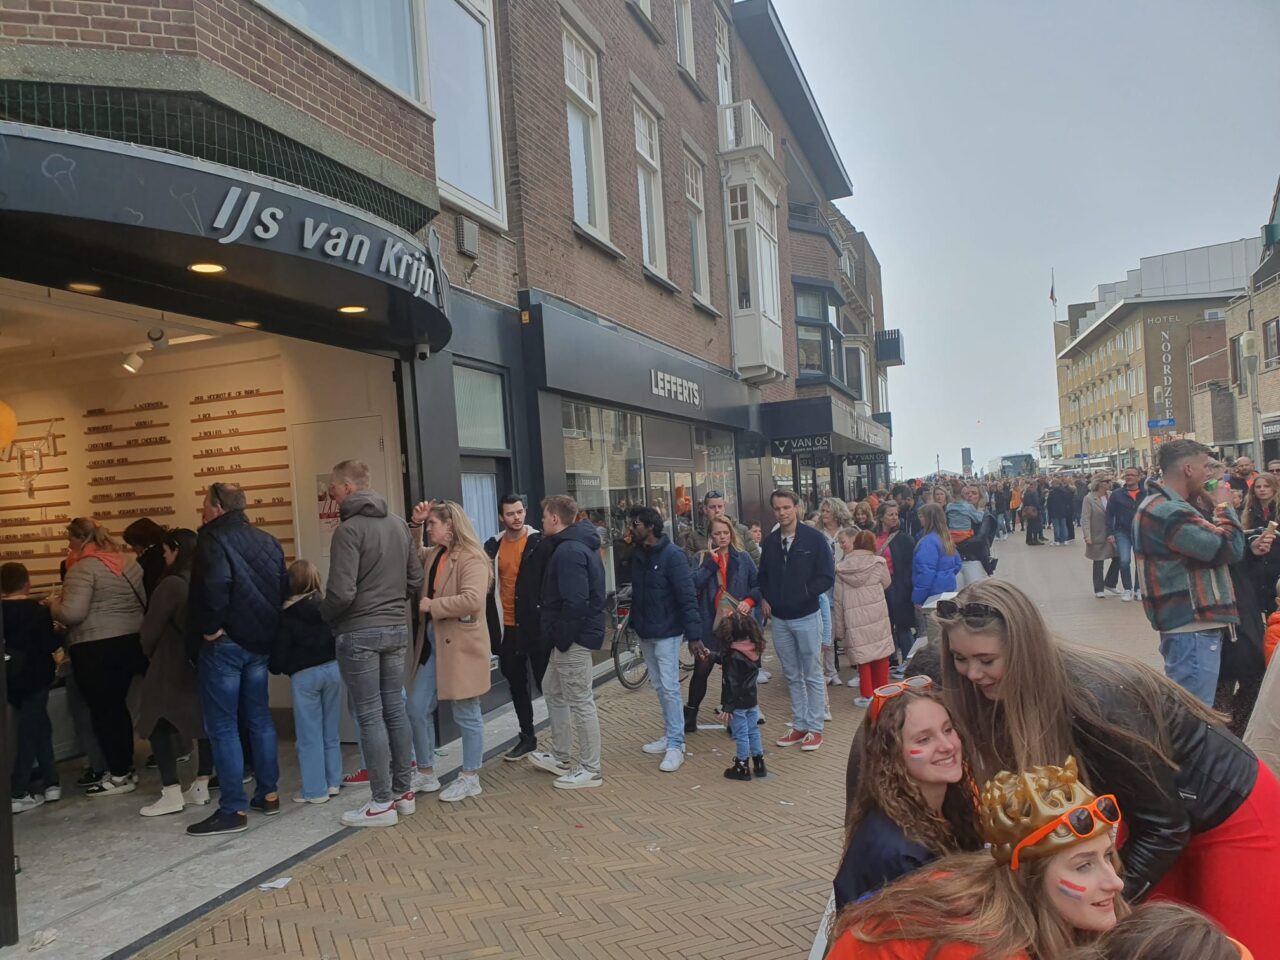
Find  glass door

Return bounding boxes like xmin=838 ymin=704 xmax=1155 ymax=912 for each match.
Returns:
xmin=647 ymin=468 xmax=695 ymax=551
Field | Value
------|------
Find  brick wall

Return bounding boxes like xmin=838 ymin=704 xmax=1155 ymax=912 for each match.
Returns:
xmin=0 ymin=0 xmax=435 ymax=184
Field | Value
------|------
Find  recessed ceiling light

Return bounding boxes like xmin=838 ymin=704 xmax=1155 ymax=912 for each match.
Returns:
xmin=122 ymin=351 xmax=144 ymax=374
xmin=234 ymin=320 xmax=262 ymax=329
xmin=188 ymin=263 xmax=226 ymax=274
xmin=337 ymin=305 xmax=367 ymax=315
xmin=67 ymin=282 xmax=102 ymax=295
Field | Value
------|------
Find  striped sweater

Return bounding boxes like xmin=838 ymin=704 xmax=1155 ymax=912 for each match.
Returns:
xmin=1133 ymin=481 xmax=1244 ymax=632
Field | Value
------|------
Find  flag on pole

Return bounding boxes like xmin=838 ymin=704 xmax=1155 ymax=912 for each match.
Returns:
xmin=1049 ymin=269 xmax=1057 ymax=307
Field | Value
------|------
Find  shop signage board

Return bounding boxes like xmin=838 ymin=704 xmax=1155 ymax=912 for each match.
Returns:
xmin=772 ymin=435 xmax=830 ymax=456
xmin=649 ymin=369 xmax=702 ymax=408
xmin=1263 ymin=420 xmax=1280 ymax=440
xmin=847 ymin=452 xmax=889 ymax=465
xmin=1148 ymin=418 xmax=1175 ymax=429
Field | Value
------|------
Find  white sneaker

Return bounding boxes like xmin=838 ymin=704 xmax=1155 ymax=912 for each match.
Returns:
xmin=439 ymin=774 xmax=482 ymax=803
xmin=854 ymin=696 xmax=872 ymax=708
xmin=846 ymin=677 xmax=860 ymax=688
xmin=554 ymin=768 xmax=604 ymax=790
xmin=328 ymin=786 xmax=341 ymax=797
xmin=528 ymin=751 xmax=570 ymax=775
xmin=411 ymin=770 xmax=441 ymax=794
xmin=642 ymin=738 xmax=668 ymax=755
xmin=393 ymin=791 xmax=416 ymax=815
xmin=11 ymin=794 xmax=43 ymax=814
xmin=43 ymin=785 xmax=61 ymax=802
xmin=658 ymin=748 xmax=685 ymax=773
xmin=1121 ymin=590 xmax=1133 ymax=602
xmin=757 ymin=670 xmax=770 ymax=684
xmin=1105 ymin=587 xmax=1122 ymax=596
xmin=1095 ymin=591 xmax=1105 ymax=598
xmin=824 ymin=707 xmax=833 ymax=721
xmin=292 ymin=793 xmax=330 ymax=804
xmin=140 ymin=784 xmax=186 ymax=817
xmin=183 ymin=780 xmax=211 ymax=806
xmin=341 ymin=800 xmax=398 ymax=827
xmin=86 ymin=775 xmax=135 ymax=798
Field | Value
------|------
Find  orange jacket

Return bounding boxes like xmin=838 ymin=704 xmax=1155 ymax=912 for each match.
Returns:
xmin=1265 ymin=611 xmax=1280 ymax=665
xmin=827 ymin=932 xmax=1027 ymax=960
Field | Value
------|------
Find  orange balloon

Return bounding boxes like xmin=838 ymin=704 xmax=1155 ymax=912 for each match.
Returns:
xmin=0 ymin=402 xmax=16 ymax=448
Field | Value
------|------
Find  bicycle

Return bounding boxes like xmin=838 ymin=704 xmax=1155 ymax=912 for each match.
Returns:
xmin=609 ymin=584 xmax=697 ymax=690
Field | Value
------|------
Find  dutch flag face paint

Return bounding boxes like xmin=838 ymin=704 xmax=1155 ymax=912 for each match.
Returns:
xmin=907 ymin=748 xmax=927 ymax=762
xmin=1056 ymin=879 xmax=1087 ymax=901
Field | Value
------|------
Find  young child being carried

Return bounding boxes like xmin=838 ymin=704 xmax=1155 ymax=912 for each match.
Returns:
xmin=712 ymin=612 xmax=767 ymax=781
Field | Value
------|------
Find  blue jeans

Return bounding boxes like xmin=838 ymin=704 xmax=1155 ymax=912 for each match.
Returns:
xmin=452 ymin=697 xmax=484 ymax=772
xmin=1052 ymin=517 xmax=1070 ymax=543
xmin=11 ymin=687 xmax=58 ymax=796
xmin=1159 ymin=629 xmax=1223 ymax=707
xmin=818 ymin=590 xmax=832 ymax=646
xmin=771 ymin=610 xmax=825 ymax=733
xmin=198 ymin=638 xmax=280 ymax=816
xmin=639 ymin=636 xmax=685 ymax=749
xmin=893 ymin=625 xmax=915 ymax=665
xmin=291 ymin=661 xmax=343 ymax=801
xmin=730 ymin=707 xmax=762 ymax=760
xmin=336 ymin=626 xmax=412 ymax=805
xmin=1112 ymin=531 xmax=1134 ymax=591
xmin=406 ymin=632 xmax=438 ymax=770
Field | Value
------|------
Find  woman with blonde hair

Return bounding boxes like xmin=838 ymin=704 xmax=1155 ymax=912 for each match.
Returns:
xmin=817 ymin=497 xmax=851 ymax=686
xmin=850 ymin=501 xmax=876 ymax=533
xmin=938 ymin=578 xmax=1280 ymax=958
xmin=1082 ymin=476 xmax=1120 ymax=599
xmin=50 ymin=517 xmax=147 ymax=797
xmin=826 ymin=756 xmax=1128 ymax=958
xmin=1058 ymin=902 xmax=1253 ymax=960
xmin=911 ymin=504 xmax=960 ymax=646
xmin=410 ymin=499 xmax=493 ymax=803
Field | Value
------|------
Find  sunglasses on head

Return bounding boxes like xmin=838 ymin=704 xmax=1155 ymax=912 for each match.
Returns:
xmin=1009 ymin=794 xmax=1121 ymax=871
xmin=704 ymin=491 xmax=723 ymax=501
xmin=934 ymin=599 xmax=1003 ymax=624
xmin=868 ymin=675 xmax=933 ymax=724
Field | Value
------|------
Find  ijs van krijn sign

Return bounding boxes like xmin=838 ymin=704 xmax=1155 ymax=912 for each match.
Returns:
xmin=210 ymin=186 xmax=439 ymax=304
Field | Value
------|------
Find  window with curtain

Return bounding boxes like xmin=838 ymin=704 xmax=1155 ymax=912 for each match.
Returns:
xmin=453 ymin=365 xmax=507 ymax=450
xmin=461 ymin=473 xmax=499 ymax=544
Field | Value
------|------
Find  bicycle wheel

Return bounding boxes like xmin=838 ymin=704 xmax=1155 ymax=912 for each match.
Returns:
xmin=613 ymin=626 xmax=649 ymax=690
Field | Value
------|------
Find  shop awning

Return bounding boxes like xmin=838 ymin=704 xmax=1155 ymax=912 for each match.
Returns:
xmin=761 ymin=394 xmax=891 ymax=457
xmin=0 ymin=123 xmax=451 ymax=355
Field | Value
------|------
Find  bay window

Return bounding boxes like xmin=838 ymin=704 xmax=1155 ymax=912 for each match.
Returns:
xmin=634 ymin=98 xmax=667 ymax=273
xmin=564 ymin=22 xmax=609 ymax=236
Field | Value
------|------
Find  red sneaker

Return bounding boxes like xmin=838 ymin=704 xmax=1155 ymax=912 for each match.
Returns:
xmin=342 ymin=769 xmax=370 ymax=787
xmin=801 ymin=732 xmax=823 ymax=752
xmin=776 ymin=729 xmax=807 ymax=748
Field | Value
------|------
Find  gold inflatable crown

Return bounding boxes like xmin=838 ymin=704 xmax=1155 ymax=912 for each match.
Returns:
xmin=979 ymin=756 xmax=1109 ymax=866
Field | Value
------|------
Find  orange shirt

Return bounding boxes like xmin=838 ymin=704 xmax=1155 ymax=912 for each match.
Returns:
xmin=496 ymin=531 xmax=527 ymax=627
xmin=826 ymin=932 xmax=1024 ymax=960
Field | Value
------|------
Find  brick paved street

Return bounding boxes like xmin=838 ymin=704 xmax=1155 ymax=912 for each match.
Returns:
xmin=127 ymin=536 xmax=1159 ymax=960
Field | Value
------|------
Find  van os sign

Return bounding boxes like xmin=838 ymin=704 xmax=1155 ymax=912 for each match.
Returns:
xmin=210 ymin=186 xmax=440 ymax=303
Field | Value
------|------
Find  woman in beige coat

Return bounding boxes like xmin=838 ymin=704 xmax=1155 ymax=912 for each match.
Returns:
xmin=1081 ymin=476 xmax=1120 ymax=599
xmin=832 ymin=529 xmax=894 ymax=709
xmin=414 ymin=500 xmax=493 ymax=803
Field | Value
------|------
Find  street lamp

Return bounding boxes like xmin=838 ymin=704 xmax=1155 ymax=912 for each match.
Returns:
xmin=1113 ymin=411 xmax=1124 ymax=472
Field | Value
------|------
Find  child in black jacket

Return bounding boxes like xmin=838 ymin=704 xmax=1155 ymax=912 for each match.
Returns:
xmin=1 ymin=563 xmax=62 ymax=811
xmin=712 ymin=613 xmax=767 ymax=781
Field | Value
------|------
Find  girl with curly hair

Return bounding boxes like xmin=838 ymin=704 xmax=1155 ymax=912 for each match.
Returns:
xmin=827 ymin=757 xmax=1128 ymax=959
xmin=833 ymin=686 xmax=981 ymax=909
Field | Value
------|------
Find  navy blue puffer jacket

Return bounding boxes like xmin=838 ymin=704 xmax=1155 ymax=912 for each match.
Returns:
xmin=540 ymin=520 xmax=606 ymax=652
xmin=630 ymin=535 xmax=701 ymax=642
xmin=188 ymin=510 xmax=288 ymax=656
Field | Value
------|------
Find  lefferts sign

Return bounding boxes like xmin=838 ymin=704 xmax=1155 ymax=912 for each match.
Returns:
xmin=772 ymin=435 xmax=830 ymax=456
xmin=650 ymin=369 xmax=702 ymax=408
xmin=210 ymin=186 xmax=440 ymax=304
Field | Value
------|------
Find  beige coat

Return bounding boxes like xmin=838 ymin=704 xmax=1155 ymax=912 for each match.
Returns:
xmin=832 ymin=551 xmax=894 ymax=666
xmin=1245 ymin=647 xmax=1280 ymax=779
xmin=1081 ymin=493 xmax=1116 ymax=562
xmin=414 ymin=545 xmax=493 ymax=702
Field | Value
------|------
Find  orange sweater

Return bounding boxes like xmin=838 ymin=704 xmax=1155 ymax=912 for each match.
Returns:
xmin=1265 ymin=611 xmax=1280 ymax=665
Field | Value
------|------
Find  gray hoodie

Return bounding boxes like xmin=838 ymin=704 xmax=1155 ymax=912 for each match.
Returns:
xmin=320 ymin=489 xmax=423 ymax=636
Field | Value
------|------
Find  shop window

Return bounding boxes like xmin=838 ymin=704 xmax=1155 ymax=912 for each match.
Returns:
xmin=684 ymin=152 xmax=710 ymax=302
xmin=426 ymin=0 xmax=506 ymax=225
xmin=560 ymin=400 xmax=644 ymax=592
xmin=564 ymin=22 xmax=609 ymax=237
xmin=694 ymin=426 xmax=739 ymax=524
xmin=634 ymin=98 xmax=667 ymax=274
xmin=259 ymin=0 xmax=420 ymax=102
xmin=454 ymin=365 xmax=507 ymax=450
xmin=673 ymin=0 xmax=695 ymax=76
xmin=1264 ymin=318 xmax=1280 ymax=369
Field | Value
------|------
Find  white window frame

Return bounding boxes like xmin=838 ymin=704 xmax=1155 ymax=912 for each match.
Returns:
xmin=714 ymin=7 xmax=732 ymax=106
xmin=426 ymin=0 xmax=507 ymax=229
xmin=754 ymin=186 xmax=780 ymax=325
xmin=634 ymin=0 xmax=651 ymax=14
xmin=673 ymin=0 xmax=695 ymax=77
xmin=684 ymin=151 xmax=710 ymax=303
xmin=634 ymin=97 xmax=667 ymax=274
xmin=563 ymin=21 xmax=610 ymax=239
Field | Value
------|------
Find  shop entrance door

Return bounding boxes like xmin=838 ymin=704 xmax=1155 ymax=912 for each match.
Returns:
xmin=647 ymin=467 xmax=694 ymax=548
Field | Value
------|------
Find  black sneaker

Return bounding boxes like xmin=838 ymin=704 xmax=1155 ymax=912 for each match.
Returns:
xmin=145 ymin=754 xmax=158 ymax=769
xmin=208 ymin=776 xmax=220 ymax=791
xmin=503 ymin=734 xmax=537 ymax=762
xmin=752 ymin=754 xmax=767 ymax=778
xmin=249 ymin=794 xmax=280 ymax=816
xmin=724 ymin=759 xmax=751 ymax=781
xmin=187 ymin=810 xmax=248 ymax=836
xmin=77 ymin=768 xmax=105 ymax=788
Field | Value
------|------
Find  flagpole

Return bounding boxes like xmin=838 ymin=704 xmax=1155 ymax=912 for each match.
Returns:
xmin=1052 ymin=267 xmax=1059 ymax=324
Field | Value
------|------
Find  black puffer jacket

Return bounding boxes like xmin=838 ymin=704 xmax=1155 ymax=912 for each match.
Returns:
xmin=188 ymin=510 xmax=288 ymax=656
xmin=713 ymin=647 xmax=760 ymax=712
xmin=271 ymin=593 xmax=336 ymax=676
xmin=540 ymin=521 xmax=606 ymax=652
xmin=1072 ymin=663 xmax=1259 ymax=902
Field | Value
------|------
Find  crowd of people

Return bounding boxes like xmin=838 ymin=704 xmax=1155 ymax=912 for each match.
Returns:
xmin=3 ymin=445 xmax=1278 ymax=957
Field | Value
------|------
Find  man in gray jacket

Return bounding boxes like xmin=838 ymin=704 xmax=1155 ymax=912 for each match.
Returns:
xmin=320 ymin=460 xmax=423 ymax=828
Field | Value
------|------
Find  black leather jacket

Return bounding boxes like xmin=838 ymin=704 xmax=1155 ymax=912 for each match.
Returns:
xmin=1074 ymin=664 xmax=1258 ymax=901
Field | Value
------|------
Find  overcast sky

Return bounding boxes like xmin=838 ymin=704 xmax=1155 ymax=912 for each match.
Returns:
xmin=773 ymin=0 xmax=1280 ymax=477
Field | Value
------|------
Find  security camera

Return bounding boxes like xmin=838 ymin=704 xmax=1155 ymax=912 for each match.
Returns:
xmin=414 ymin=343 xmax=431 ymax=362
xmin=146 ymin=328 xmax=169 ymax=350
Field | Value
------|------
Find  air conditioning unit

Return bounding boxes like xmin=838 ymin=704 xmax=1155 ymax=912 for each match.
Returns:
xmin=455 ymin=215 xmax=480 ymax=258
xmin=1204 ymin=309 xmax=1225 ymax=322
